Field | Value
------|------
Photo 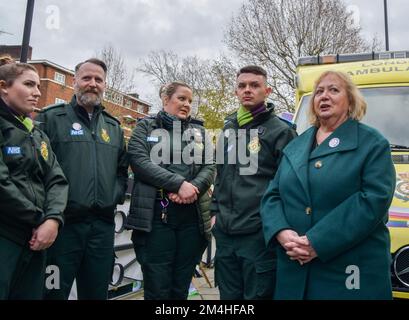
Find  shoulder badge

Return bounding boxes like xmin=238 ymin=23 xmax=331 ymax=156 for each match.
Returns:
xmin=248 ymin=136 xmax=261 ymax=154
xmin=101 ymin=128 xmax=111 ymax=143
xmin=39 ymin=102 xmax=66 ymax=113
xmin=40 ymin=141 xmax=49 ymax=161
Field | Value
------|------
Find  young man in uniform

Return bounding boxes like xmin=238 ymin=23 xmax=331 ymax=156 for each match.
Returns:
xmin=211 ymin=65 xmax=297 ymax=299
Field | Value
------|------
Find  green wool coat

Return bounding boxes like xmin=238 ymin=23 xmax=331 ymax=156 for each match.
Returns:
xmin=260 ymin=119 xmax=395 ymax=300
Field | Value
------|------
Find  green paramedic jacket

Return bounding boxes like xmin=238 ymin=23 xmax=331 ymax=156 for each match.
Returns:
xmin=0 ymin=98 xmax=68 ymax=245
xmin=211 ymin=107 xmax=297 ymax=235
xmin=36 ymin=96 xmax=128 ymax=223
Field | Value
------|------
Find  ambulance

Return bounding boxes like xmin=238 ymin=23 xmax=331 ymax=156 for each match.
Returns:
xmin=293 ymin=51 xmax=409 ymax=298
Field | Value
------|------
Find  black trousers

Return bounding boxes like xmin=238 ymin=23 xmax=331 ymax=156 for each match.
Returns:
xmin=0 ymin=236 xmax=46 ymax=299
xmin=213 ymin=226 xmax=276 ymax=300
xmin=133 ymin=216 xmax=206 ymax=300
xmin=44 ymin=217 xmax=115 ymax=300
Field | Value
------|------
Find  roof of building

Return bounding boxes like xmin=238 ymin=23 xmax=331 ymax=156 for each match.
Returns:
xmin=28 ymin=59 xmax=153 ymax=108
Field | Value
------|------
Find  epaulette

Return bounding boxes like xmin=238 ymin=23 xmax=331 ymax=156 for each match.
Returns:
xmin=223 ymin=110 xmax=238 ymax=128
xmin=102 ymin=110 xmax=121 ymax=125
xmin=222 ymin=110 xmax=238 ymax=127
xmin=278 ymin=116 xmax=297 ymax=130
xmin=226 ymin=110 xmax=237 ymax=118
xmin=190 ymin=117 xmax=204 ymax=126
xmin=39 ymin=102 xmax=65 ymax=113
xmin=137 ymin=115 xmax=156 ymax=123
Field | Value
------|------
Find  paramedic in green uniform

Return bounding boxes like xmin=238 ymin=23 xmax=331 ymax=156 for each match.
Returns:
xmin=261 ymin=70 xmax=395 ymax=299
xmin=37 ymin=58 xmax=128 ymax=300
xmin=211 ymin=66 xmax=297 ymax=299
xmin=126 ymin=81 xmax=215 ymax=299
xmin=0 ymin=60 xmax=68 ymax=299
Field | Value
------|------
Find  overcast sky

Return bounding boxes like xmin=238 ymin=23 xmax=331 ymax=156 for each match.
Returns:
xmin=1 ymin=0 xmax=408 ymax=105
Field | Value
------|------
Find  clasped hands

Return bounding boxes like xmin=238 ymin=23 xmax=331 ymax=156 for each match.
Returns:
xmin=276 ymin=229 xmax=317 ymax=265
xmin=29 ymin=219 xmax=59 ymax=251
xmin=168 ymin=181 xmax=199 ymax=204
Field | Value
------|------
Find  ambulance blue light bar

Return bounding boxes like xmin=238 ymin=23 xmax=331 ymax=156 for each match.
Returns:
xmin=298 ymin=51 xmax=409 ymax=66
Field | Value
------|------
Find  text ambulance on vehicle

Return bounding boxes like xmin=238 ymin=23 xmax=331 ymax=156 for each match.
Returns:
xmin=293 ymin=51 xmax=409 ymax=299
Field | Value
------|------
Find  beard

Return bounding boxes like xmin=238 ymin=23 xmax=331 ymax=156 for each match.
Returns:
xmin=76 ymin=89 xmax=103 ymax=108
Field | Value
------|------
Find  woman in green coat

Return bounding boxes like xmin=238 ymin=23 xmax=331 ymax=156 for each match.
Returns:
xmin=260 ymin=70 xmax=395 ymax=299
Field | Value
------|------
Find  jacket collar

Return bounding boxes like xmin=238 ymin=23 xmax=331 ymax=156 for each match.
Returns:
xmin=156 ymin=110 xmax=192 ymax=130
xmin=0 ymin=97 xmax=29 ymax=132
xmin=283 ymin=118 xmax=358 ymax=202
xmin=310 ymin=119 xmax=358 ymax=160
xmin=283 ymin=127 xmax=315 ymax=203
xmin=70 ymin=95 xmax=103 ymax=126
xmin=224 ymin=104 xmax=273 ymax=129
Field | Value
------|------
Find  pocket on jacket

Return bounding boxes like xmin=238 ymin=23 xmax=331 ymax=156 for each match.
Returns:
xmin=255 ymin=260 xmax=276 ymax=299
xmin=113 ymin=180 xmax=124 ymax=205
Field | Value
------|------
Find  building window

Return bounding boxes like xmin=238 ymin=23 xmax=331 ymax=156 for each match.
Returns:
xmin=54 ymin=72 xmax=66 ymax=85
xmin=55 ymin=98 xmax=66 ymax=104
xmin=104 ymin=89 xmax=124 ymax=106
xmin=125 ymin=100 xmax=132 ymax=108
xmin=137 ymin=105 xmax=145 ymax=114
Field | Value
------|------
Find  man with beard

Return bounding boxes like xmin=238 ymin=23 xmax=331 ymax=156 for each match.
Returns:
xmin=36 ymin=58 xmax=128 ymax=300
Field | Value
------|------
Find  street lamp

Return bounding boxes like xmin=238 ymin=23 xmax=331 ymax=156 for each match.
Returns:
xmin=384 ymin=0 xmax=389 ymax=51
xmin=20 ymin=0 xmax=35 ymax=63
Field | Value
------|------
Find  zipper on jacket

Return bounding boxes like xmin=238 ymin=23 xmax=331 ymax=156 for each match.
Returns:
xmin=26 ymin=171 xmax=38 ymax=209
xmin=30 ymin=132 xmax=39 ymax=162
xmin=228 ymin=130 xmax=239 ymax=232
xmin=91 ymin=126 xmax=98 ymax=205
xmin=188 ymin=127 xmax=197 ymax=180
xmin=28 ymin=133 xmax=38 ymax=207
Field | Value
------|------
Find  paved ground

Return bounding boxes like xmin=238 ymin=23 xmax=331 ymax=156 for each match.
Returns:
xmin=189 ymin=265 xmax=220 ymax=300
xmin=118 ymin=265 xmax=219 ymax=300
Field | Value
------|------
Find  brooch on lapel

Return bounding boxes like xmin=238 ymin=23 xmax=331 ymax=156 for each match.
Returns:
xmin=329 ymin=138 xmax=340 ymax=148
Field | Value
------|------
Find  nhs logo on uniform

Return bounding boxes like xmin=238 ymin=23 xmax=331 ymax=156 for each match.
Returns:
xmin=70 ymin=129 xmax=84 ymax=136
xmin=147 ymin=136 xmax=159 ymax=142
xmin=5 ymin=146 xmax=21 ymax=155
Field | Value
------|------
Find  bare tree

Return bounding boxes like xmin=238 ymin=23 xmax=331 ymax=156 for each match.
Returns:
xmin=138 ymin=51 xmax=237 ymax=126
xmin=138 ymin=50 xmax=182 ymax=84
xmin=96 ymin=44 xmax=137 ymax=93
xmin=138 ymin=50 xmax=204 ymax=115
xmin=225 ymin=0 xmax=376 ymax=112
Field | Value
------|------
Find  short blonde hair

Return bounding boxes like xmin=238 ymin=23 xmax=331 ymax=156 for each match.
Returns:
xmin=308 ymin=70 xmax=367 ymax=127
xmin=159 ymin=83 xmax=169 ymax=105
xmin=0 ymin=54 xmax=14 ymax=65
xmin=162 ymin=81 xmax=192 ymax=99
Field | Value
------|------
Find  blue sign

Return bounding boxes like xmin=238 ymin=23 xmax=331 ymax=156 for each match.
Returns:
xmin=71 ymin=129 xmax=84 ymax=136
xmin=5 ymin=146 xmax=21 ymax=155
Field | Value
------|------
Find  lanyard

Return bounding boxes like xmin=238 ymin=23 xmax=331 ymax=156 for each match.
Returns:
xmin=159 ymin=189 xmax=169 ymax=224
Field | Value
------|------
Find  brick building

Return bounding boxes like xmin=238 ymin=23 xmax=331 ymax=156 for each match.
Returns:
xmin=28 ymin=60 xmax=152 ymax=139
xmin=0 ymin=45 xmax=32 ymax=60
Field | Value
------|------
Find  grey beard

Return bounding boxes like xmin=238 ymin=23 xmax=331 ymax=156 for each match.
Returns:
xmin=77 ymin=92 xmax=102 ymax=108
